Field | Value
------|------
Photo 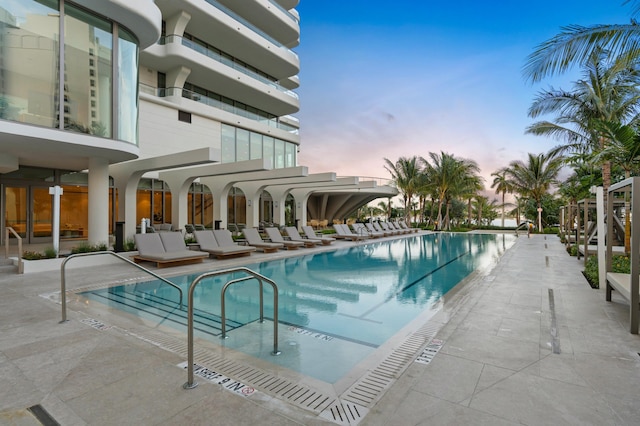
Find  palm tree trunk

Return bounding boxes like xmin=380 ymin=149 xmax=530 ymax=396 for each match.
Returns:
xmin=501 ymin=191 xmax=505 ymax=227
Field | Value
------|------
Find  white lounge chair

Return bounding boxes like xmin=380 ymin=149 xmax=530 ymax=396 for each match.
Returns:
xmin=194 ymin=230 xmax=255 ymax=259
xmin=264 ymin=227 xmax=305 ymax=249
xmin=352 ymin=223 xmax=384 ymax=238
xmin=366 ymin=222 xmax=391 ymax=236
xmin=398 ymin=220 xmax=419 ymax=233
xmin=242 ymin=228 xmax=283 ymax=253
xmin=284 ymin=227 xmax=320 ymax=247
xmin=301 ymin=226 xmax=335 ymax=245
xmin=333 ymin=224 xmax=368 ymax=241
xmin=133 ymin=233 xmax=208 ymax=268
xmin=377 ymin=222 xmax=400 ymax=235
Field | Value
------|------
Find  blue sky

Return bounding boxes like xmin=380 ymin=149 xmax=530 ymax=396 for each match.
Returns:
xmin=295 ymin=1 xmax=634 ymax=188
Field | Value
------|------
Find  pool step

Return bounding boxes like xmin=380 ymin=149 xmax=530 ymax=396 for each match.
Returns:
xmin=88 ymin=289 xmax=243 ymax=336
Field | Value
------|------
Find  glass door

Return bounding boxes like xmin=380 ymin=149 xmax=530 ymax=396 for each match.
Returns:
xmin=32 ymin=187 xmax=52 ymax=242
xmin=3 ymin=185 xmax=52 ymax=243
xmin=4 ymin=186 xmax=27 ymax=239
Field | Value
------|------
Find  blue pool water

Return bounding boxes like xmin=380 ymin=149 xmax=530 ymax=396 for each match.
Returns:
xmin=81 ymin=233 xmax=515 ymax=382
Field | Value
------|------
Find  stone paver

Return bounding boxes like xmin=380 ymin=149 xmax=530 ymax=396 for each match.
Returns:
xmin=0 ymin=233 xmax=639 ymax=425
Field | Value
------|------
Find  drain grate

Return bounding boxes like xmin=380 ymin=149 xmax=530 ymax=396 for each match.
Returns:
xmin=341 ymin=321 xmax=441 ymax=408
xmin=320 ymin=401 xmax=369 ymax=425
xmin=27 ymin=405 xmax=59 ymax=426
xmin=69 ymin=305 xmax=442 ymax=425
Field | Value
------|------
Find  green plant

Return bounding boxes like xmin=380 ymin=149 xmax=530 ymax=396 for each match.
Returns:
xmin=567 ymin=245 xmax=578 ymax=256
xmin=22 ymin=250 xmax=42 ymax=260
xmin=71 ymin=242 xmax=109 ymax=254
xmin=123 ymin=238 xmax=136 ymax=251
xmin=184 ymin=236 xmax=196 ymax=244
xmin=583 ymin=255 xmax=630 ymax=289
xmin=43 ymin=247 xmax=57 ymax=259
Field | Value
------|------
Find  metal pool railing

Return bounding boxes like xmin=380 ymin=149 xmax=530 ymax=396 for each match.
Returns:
xmin=59 ymin=251 xmax=184 ymax=322
xmin=183 ymin=267 xmax=280 ymax=390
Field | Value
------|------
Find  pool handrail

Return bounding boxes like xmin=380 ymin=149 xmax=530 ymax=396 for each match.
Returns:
xmin=60 ymin=251 xmax=184 ymax=323
xmin=183 ymin=267 xmax=280 ymax=390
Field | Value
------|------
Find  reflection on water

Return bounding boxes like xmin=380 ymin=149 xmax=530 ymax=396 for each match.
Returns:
xmin=83 ymin=232 xmax=516 ymax=383
xmin=118 ymin=233 xmax=514 ymax=345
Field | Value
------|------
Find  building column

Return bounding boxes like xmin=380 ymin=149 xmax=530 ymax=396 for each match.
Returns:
xmin=200 ymin=178 xmax=233 ymax=230
xmin=289 ymin=189 xmax=311 ymax=227
xmin=161 ymin=176 xmax=195 ymax=232
xmin=88 ymin=157 xmax=109 ymax=245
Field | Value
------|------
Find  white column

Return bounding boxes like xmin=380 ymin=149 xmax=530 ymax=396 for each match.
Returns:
xmin=88 ymin=157 xmax=110 ymax=245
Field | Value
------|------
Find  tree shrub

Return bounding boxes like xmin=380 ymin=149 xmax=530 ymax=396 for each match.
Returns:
xmin=583 ymin=255 xmax=630 ymax=289
xmin=22 ymin=251 xmax=42 ymax=260
xmin=71 ymin=242 xmax=109 ymax=254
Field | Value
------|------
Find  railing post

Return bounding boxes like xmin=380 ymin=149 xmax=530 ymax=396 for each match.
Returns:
xmin=184 ymin=267 xmax=280 ymax=390
xmin=60 ymin=251 xmax=184 ymax=324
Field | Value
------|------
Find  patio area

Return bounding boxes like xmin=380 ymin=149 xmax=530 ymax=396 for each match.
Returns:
xmin=1 ymin=233 xmax=639 ymax=425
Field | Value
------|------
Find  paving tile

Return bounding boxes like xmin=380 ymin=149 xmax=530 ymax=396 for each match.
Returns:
xmin=440 ymin=329 xmax=541 ymax=371
xmin=411 ymin=353 xmax=484 ymax=403
xmin=469 ymin=370 xmax=616 ymax=425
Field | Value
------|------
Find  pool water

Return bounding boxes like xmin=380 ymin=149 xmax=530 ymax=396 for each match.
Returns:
xmin=82 ymin=232 xmax=515 ymax=383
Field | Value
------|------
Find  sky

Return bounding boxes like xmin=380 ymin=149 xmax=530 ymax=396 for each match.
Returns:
xmin=295 ymin=1 xmax=634 ymax=195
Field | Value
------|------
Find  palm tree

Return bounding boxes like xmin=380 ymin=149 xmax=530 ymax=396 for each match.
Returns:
xmin=422 ymin=152 xmax=482 ymax=230
xmin=526 ymin=49 xmax=640 ymax=192
xmin=523 ymin=1 xmax=640 ymax=83
xmin=505 ymin=152 xmax=563 ymax=232
xmin=491 ymin=168 xmax=514 ymax=227
xmin=594 ymin=121 xmax=640 ymax=252
xmin=384 ymin=156 xmax=422 ymax=224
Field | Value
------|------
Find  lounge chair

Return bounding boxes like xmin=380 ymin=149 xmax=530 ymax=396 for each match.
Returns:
xmin=284 ymin=227 xmax=320 ymax=247
xmin=398 ymin=220 xmax=419 ymax=233
xmin=366 ymin=222 xmax=391 ymax=236
xmin=194 ymin=230 xmax=255 ymax=259
xmin=332 ymin=224 xmax=368 ymax=241
xmin=242 ymin=228 xmax=283 ymax=253
xmin=264 ymin=227 xmax=305 ymax=249
xmin=379 ymin=222 xmax=402 ymax=235
xmin=390 ymin=222 xmax=412 ymax=234
xmin=352 ymin=223 xmax=384 ymax=238
xmin=133 ymin=233 xmax=208 ymax=268
xmin=301 ymin=225 xmax=335 ymax=245
xmin=213 ymin=229 xmax=256 ymax=255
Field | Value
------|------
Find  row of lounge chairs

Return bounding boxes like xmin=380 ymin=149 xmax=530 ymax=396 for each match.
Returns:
xmin=333 ymin=221 xmax=418 ymax=240
xmin=133 ymin=221 xmax=417 ymax=267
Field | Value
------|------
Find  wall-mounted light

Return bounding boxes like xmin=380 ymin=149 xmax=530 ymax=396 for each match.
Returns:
xmin=274 ymin=201 xmax=279 ymax=208
xmin=247 ymin=200 xmax=252 ymax=207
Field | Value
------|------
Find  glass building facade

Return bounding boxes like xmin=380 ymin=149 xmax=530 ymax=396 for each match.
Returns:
xmin=0 ymin=0 xmax=139 ymax=143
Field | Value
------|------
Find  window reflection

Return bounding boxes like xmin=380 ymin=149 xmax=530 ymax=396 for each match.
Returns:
xmin=64 ymin=3 xmax=112 ymax=136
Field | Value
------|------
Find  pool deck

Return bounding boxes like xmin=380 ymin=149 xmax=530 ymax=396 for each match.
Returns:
xmin=2 ymin=233 xmax=640 ymax=425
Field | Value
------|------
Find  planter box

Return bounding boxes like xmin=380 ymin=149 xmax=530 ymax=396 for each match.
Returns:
xmin=15 ymin=251 xmax=138 ymax=274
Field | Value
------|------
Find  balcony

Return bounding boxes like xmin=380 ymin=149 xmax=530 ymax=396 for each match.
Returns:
xmin=153 ymin=0 xmax=299 ymax=78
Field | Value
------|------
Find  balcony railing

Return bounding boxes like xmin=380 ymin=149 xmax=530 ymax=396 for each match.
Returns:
xmin=160 ymin=35 xmax=298 ymax=100
xmin=141 ymin=85 xmax=298 ymax=134
xmin=267 ymin=0 xmax=299 ymax=23
xmin=203 ymin=0 xmax=298 ymax=58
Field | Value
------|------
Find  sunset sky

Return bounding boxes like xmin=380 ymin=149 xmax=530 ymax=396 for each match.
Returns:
xmin=295 ymin=1 xmax=633 ymax=192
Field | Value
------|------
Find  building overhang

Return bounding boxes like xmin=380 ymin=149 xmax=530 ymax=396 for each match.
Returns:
xmin=109 ymin=147 xmax=221 ymax=178
xmin=0 ymin=121 xmax=140 ymax=171
xmin=77 ymin=0 xmax=162 ymax=48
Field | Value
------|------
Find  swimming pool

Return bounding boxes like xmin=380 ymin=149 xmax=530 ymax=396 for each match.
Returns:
xmin=81 ymin=232 xmax=515 ymax=383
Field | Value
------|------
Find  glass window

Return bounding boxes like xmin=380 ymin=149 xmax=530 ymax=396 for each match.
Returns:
xmin=64 ymin=3 xmax=112 ymax=137
xmin=274 ymin=139 xmax=285 ymax=168
xmin=250 ymin=132 xmax=262 ymax=160
xmin=118 ymin=26 xmax=139 ymax=144
xmin=285 ymin=142 xmax=296 ymax=168
xmin=0 ymin=0 xmax=60 ymax=127
xmin=221 ymin=124 xmax=235 ymax=163
xmin=236 ymin=129 xmax=249 ymax=161
xmin=263 ymin=136 xmax=274 ymax=167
